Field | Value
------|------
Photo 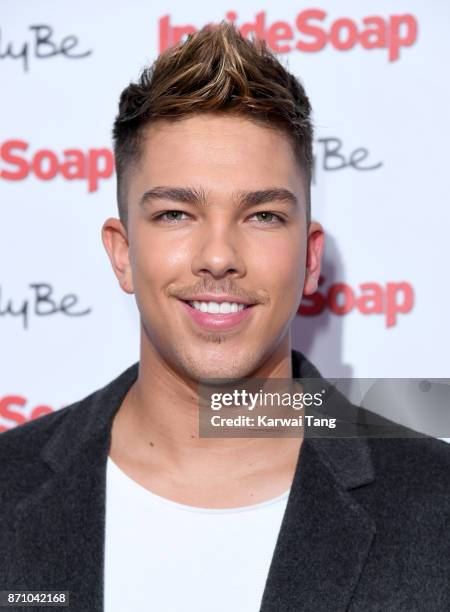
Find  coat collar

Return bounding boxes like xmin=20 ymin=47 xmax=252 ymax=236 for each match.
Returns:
xmin=16 ymin=350 xmax=376 ymax=611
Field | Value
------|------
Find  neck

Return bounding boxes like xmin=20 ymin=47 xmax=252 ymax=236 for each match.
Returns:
xmin=109 ymin=327 xmax=303 ymax=507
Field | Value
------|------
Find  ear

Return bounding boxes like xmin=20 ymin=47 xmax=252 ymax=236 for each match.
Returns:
xmin=101 ymin=218 xmax=134 ymax=294
xmin=303 ymin=221 xmax=325 ymax=296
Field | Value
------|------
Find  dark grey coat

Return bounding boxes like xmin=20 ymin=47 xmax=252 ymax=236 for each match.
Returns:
xmin=0 ymin=351 xmax=449 ymax=611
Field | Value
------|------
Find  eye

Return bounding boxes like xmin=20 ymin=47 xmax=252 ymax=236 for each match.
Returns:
xmin=249 ymin=212 xmax=285 ymax=224
xmin=155 ymin=210 xmax=190 ymax=223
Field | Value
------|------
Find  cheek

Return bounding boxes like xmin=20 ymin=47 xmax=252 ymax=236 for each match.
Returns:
xmin=131 ymin=228 xmax=191 ymax=286
xmin=250 ymin=236 xmax=305 ymax=295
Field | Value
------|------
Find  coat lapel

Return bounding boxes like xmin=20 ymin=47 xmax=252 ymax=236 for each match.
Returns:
xmin=259 ymin=436 xmax=376 ymax=611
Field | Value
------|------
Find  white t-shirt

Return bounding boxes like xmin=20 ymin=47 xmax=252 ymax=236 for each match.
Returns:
xmin=104 ymin=456 xmax=290 ymax=612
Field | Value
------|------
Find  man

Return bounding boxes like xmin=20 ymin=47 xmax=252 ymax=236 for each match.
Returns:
xmin=0 ymin=22 xmax=449 ymax=612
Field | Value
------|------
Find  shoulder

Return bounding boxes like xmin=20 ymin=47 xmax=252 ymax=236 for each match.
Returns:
xmin=0 ymin=395 xmax=90 ymax=493
xmin=0 ymin=361 xmax=139 ymax=466
xmin=0 ymin=399 xmax=84 ymax=508
xmin=0 ymin=362 xmax=139 ymax=494
xmin=368 ymin=435 xmax=450 ymax=489
xmin=0 ymin=402 xmax=76 ymax=461
xmin=0 ymin=377 xmax=111 ymax=485
xmin=359 ymin=436 xmax=450 ymax=524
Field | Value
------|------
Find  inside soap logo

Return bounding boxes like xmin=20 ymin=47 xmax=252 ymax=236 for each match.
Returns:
xmin=159 ymin=10 xmax=418 ymax=62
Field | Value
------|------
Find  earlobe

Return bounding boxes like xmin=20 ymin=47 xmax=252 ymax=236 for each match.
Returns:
xmin=101 ymin=218 xmax=135 ymax=295
xmin=303 ymin=268 xmax=318 ymax=296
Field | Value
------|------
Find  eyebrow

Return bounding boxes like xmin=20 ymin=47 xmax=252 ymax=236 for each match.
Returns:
xmin=139 ymin=186 xmax=298 ymax=210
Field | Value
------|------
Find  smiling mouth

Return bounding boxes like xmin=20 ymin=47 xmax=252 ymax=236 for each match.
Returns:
xmin=179 ymin=298 xmax=255 ymax=331
xmin=183 ymin=300 xmax=252 ymax=314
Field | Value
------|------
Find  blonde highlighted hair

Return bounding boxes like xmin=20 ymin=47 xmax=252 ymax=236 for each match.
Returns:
xmin=113 ymin=22 xmax=313 ymax=226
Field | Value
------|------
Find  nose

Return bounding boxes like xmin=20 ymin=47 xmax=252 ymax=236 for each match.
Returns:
xmin=191 ymin=222 xmax=246 ymax=281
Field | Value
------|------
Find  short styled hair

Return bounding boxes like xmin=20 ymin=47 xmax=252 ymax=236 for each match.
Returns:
xmin=113 ymin=21 xmax=313 ymax=227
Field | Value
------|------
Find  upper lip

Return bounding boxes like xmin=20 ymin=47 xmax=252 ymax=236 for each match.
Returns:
xmin=179 ymin=295 xmax=256 ymax=306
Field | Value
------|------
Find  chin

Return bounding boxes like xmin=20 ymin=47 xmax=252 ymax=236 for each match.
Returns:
xmin=177 ymin=345 xmax=261 ymax=382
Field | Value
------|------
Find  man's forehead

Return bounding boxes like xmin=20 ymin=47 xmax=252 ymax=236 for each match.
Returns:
xmin=141 ymin=113 xmax=298 ymax=153
xmin=130 ymin=114 xmax=308 ymax=206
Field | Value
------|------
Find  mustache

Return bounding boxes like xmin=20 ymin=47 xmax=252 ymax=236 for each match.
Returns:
xmin=168 ymin=279 xmax=270 ymax=305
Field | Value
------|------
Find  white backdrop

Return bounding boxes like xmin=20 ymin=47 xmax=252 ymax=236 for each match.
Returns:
xmin=1 ymin=0 xmax=449 ymax=430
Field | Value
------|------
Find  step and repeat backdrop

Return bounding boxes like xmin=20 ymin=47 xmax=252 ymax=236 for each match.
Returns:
xmin=1 ymin=0 xmax=449 ymax=431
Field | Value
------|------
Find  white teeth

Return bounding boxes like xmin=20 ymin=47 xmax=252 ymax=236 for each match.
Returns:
xmin=190 ymin=301 xmax=246 ymax=314
xmin=219 ymin=302 xmax=231 ymax=314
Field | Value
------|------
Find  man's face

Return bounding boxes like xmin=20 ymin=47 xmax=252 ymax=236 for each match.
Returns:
xmin=103 ymin=113 xmax=323 ymax=380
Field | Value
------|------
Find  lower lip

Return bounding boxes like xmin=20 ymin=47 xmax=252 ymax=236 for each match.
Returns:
xmin=180 ymin=301 xmax=254 ymax=331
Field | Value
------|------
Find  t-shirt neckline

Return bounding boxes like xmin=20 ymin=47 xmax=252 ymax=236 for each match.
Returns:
xmin=107 ymin=456 xmax=291 ymax=515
